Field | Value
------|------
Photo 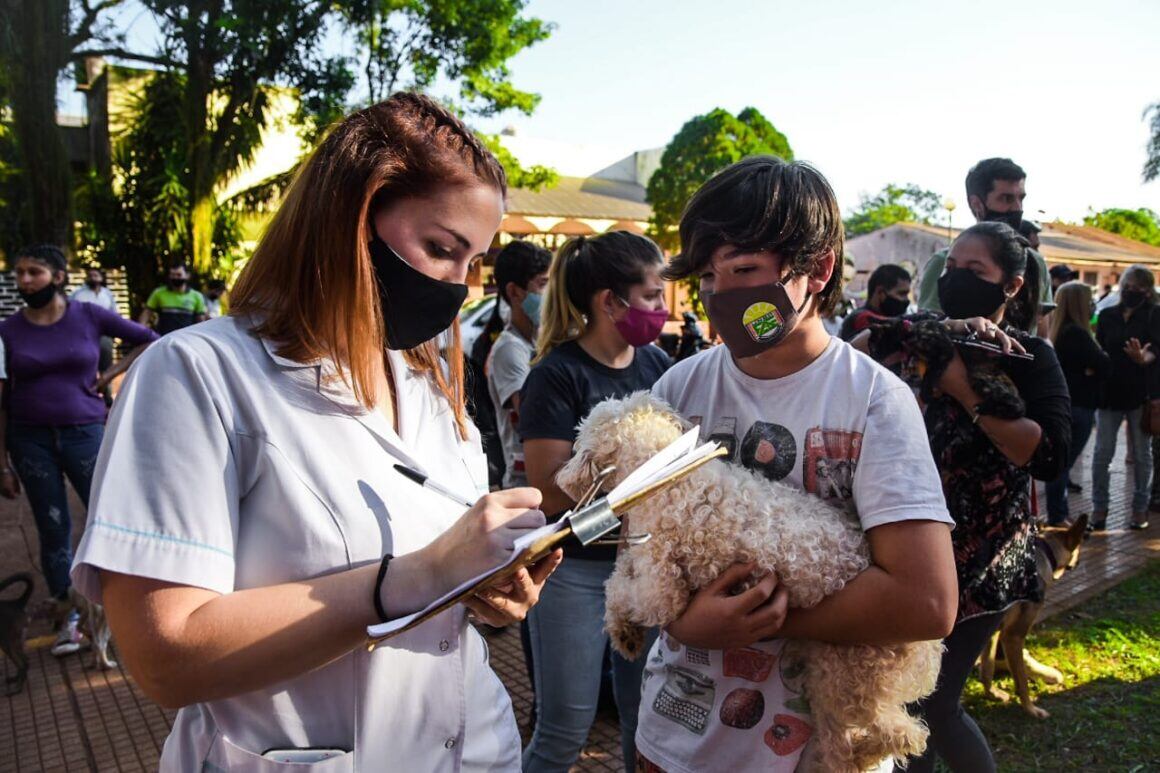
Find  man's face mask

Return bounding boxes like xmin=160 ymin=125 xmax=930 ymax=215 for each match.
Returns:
xmin=982 ymin=207 xmax=1023 ymax=232
xmin=703 ymin=273 xmax=810 ymax=359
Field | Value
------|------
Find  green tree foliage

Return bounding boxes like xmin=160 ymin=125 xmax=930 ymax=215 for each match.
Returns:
xmin=1084 ymin=207 xmax=1160 ymax=247
xmin=480 ymin=133 xmax=557 ymax=191
xmin=843 ymin=183 xmax=945 ymax=238
xmin=341 ymin=0 xmax=552 ymax=115
xmin=1145 ymin=101 xmax=1160 ymax=183
xmin=113 ymin=0 xmax=353 ymax=275
xmin=646 ymin=107 xmax=793 ymax=253
xmin=0 ymin=0 xmax=122 ymax=248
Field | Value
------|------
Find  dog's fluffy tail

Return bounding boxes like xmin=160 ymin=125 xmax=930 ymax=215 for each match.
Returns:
xmin=0 ymin=572 xmax=34 ymax=610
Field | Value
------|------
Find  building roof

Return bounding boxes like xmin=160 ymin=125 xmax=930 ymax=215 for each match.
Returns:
xmin=886 ymin=221 xmax=1160 ymax=267
xmin=506 ymin=176 xmax=652 ymax=221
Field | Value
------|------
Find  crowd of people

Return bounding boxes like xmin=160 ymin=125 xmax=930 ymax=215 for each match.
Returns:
xmin=0 ymin=93 xmax=1151 ymax=772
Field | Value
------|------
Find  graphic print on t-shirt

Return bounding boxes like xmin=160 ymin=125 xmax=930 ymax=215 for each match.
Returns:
xmin=739 ymin=420 xmax=797 ymax=481
xmin=653 ymin=665 xmax=717 ymax=735
xmin=802 ymin=427 xmax=863 ymax=507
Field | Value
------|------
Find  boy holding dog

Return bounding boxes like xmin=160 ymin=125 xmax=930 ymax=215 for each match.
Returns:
xmin=633 ymin=157 xmax=957 ymax=772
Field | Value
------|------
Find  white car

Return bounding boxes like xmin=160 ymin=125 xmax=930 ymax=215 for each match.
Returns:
xmin=439 ymin=294 xmax=505 ymax=355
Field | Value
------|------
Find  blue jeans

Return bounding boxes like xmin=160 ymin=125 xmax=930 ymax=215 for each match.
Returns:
xmin=7 ymin=423 xmax=104 ymax=598
xmin=1045 ymin=406 xmax=1095 ymax=525
xmin=1091 ymin=407 xmax=1152 ymax=514
xmin=522 ymin=558 xmax=656 ymax=773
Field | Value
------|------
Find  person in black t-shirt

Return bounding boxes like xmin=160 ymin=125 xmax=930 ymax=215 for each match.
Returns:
xmin=1045 ymin=282 xmax=1111 ymax=525
xmin=1092 ymin=264 xmax=1160 ymax=530
xmin=519 ymin=231 xmax=669 ymax=773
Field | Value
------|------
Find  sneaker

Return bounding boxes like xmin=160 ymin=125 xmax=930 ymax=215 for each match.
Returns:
xmin=50 ymin=611 xmax=87 ymax=657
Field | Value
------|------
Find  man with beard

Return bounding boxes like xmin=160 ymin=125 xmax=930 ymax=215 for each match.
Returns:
xmin=918 ymin=158 xmax=1050 ymax=329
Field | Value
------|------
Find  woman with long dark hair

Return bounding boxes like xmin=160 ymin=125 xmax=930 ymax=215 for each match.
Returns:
xmin=71 ymin=93 xmax=561 ymax=770
xmin=520 ymin=231 xmax=670 ymax=772
xmin=907 ymin=221 xmax=1070 ymax=772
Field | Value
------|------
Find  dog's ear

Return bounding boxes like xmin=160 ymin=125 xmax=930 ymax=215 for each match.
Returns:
xmin=1064 ymin=513 xmax=1088 ymax=550
xmin=556 ymin=449 xmax=596 ymax=502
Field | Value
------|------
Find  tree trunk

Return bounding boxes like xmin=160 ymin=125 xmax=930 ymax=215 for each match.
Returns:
xmin=182 ymin=0 xmax=215 ymax=274
xmin=3 ymin=0 xmax=74 ymax=247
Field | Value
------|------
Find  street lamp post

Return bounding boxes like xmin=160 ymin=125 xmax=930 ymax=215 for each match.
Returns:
xmin=943 ymin=199 xmax=956 ymax=244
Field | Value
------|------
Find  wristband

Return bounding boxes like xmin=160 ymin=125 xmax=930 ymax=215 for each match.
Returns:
xmin=373 ymin=554 xmax=394 ymax=623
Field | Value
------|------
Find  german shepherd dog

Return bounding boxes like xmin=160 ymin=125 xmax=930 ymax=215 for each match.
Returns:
xmin=0 ymin=572 xmax=34 ymax=695
xmin=978 ymin=514 xmax=1088 ymax=718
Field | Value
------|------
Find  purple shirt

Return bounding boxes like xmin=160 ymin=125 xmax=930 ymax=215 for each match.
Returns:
xmin=0 ymin=301 xmax=159 ymax=426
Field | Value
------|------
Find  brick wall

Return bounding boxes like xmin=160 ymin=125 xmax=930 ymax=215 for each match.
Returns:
xmin=0 ymin=268 xmax=132 ymax=322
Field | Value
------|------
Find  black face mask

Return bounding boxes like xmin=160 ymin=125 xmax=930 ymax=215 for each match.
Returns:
xmin=1121 ymin=288 xmax=1148 ymax=309
xmin=20 ymin=283 xmax=60 ymax=309
xmin=937 ymin=268 xmax=1007 ymax=319
xmin=982 ymin=208 xmax=1023 ymax=232
xmin=878 ymin=294 xmax=910 ymax=317
xmin=85 ymin=279 xmax=101 ymax=290
xmin=168 ymin=278 xmax=187 ymax=290
xmin=370 ymin=235 xmax=468 ymax=350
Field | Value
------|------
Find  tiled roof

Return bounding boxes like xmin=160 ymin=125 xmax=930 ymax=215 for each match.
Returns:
xmin=506 ymin=176 xmax=652 ymax=221
xmin=895 ymin=221 xmax=1160 ymax=266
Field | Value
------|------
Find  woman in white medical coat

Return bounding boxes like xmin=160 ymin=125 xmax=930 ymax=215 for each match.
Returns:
xmin=71 ymin=93 xmax=562 ymax=771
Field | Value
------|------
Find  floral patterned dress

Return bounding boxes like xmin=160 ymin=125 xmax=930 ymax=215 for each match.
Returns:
xmin=924 ymin=333 xmax=1071 ymax=621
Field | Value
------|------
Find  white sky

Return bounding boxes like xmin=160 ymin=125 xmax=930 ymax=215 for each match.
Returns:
xmin=470 ymin=0 xmax=1160 ymax=227
xmin=70 ymin=0 xmax=1160 ymax=229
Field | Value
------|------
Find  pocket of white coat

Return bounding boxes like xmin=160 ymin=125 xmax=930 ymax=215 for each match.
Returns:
xmin=202 ymin=734 xmax=354 ymax=772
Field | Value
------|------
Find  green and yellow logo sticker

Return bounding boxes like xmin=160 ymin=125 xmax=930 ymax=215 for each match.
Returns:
xmin=742 ymin=302 xmax=783 ymax=342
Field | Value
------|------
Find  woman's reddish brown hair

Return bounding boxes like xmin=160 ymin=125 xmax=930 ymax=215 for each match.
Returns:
xmin=230 ymin=93 xmax=506 ymax=437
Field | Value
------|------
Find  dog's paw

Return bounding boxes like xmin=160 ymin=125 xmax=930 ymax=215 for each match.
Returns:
xmin=985 ymin=686 xmax=1011 ymax=703
xmin=610 ymin=624 xmax=647 ymax=661
xmin=1022 ymin=701 xmax=1049 ymax=719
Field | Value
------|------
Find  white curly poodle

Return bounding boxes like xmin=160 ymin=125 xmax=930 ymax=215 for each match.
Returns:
xmin=557 ymin=392 xmax=943 ymax=773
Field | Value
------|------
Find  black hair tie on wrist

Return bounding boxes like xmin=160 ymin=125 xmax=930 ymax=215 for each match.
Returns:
xmin=374 ymin=554 xmax=394 ymax=623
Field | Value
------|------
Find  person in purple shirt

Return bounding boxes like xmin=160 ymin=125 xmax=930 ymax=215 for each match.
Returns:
xmin=0 ymin=244 xmax=157 ymax=654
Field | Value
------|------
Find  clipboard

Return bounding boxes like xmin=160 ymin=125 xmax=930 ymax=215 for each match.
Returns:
xmin=366 ymin=431 xmax=726 ymax=647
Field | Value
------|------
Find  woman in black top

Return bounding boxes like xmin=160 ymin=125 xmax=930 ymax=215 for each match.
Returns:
xmin=902 ymin=222 xmax=1071 ymax=773
xmin=1091 ymin=264 xmax=1160 ymax=530
xmin=1045 ymin=281 xmax=1111 ymax=525
xmin=519 ymin=231 xmax=669 ymax=772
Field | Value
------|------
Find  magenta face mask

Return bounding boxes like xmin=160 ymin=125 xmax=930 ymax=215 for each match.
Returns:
xmin=613 ymin=297 xmax=668 ymax=347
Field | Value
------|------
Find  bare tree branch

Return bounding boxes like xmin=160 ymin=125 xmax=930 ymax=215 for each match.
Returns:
xmin=71 ymin=46 xmax=175 ymax=67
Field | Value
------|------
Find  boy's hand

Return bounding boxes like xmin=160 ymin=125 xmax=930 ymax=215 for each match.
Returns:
xmin=665 ymin=563 xmax=789 ymax=650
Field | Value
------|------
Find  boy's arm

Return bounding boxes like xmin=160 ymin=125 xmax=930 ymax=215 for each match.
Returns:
xmin=667 ymin=520 xmax=955 ymax=648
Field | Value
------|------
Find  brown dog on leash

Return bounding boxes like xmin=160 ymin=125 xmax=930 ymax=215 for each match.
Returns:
xmin=978 ymin=514 xmax=1088 ymax=718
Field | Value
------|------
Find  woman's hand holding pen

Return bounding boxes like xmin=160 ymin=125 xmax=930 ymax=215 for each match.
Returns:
xmin=422 ymin=488 xmax=561 ymax=624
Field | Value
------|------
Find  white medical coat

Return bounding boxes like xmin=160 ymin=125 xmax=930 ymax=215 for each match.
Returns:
xmin=72 ymin=316 xmax=520 ymax=771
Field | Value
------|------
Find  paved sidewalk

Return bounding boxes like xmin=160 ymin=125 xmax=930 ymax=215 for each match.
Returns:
xmin=1 ymin=443 xmax=1156 ymax=772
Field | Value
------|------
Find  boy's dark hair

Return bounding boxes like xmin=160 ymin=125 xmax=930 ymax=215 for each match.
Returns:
xmin=206 ymin=278 xmax=227 ymax=291
xmin=867 ymin=263 xmax=911 ymax=297
xmin=169 ymin=262 xmax=190 ymax=273
xmin=668 ymin=156 xmax=846 ymax=315
xmin=493 ymin=240 xmax=552 ymax=305
xmin=16 ymin=244 xmax=68 ymax=273
xmin=964 ymin=158 xmax=1026 ymax=203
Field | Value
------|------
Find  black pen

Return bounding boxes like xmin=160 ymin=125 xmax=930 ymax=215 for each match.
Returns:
xmin=393 ymin=464 xmax=476 ymax=508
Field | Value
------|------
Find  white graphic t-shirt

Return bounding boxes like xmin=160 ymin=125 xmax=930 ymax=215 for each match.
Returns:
xmin=635 ymin=338 xmax=951 ymax=773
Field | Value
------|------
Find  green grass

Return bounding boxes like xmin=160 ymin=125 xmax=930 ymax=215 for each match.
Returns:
xmin=954 ymin=562 xmax=1160 ymax=772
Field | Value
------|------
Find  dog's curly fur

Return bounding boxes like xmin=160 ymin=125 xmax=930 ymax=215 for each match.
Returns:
xmin=559 ymin=393 xmax=943 ymax=773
